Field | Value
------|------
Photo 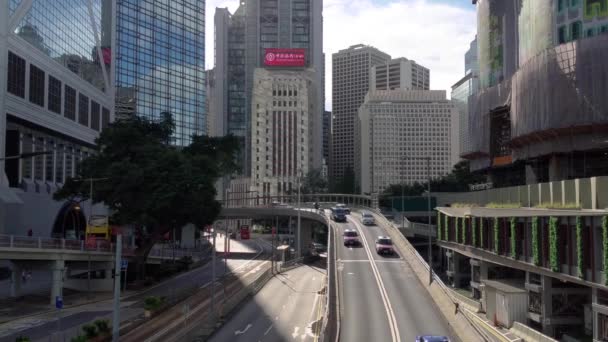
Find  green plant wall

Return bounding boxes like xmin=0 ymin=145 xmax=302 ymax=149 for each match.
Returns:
xmin=444 ymin=214 xmax=449 ymax=241
xmin=549 ymin=217 xmax=559 ymax=272
xmin=603 ymin=216 xmax=608 ymax=285
xmin=494 ymin=217 xmax=499 ymax=254
xmin=461 ymin=217 xmax=466 ymax=243
xmin=437 ymin=212 xmax=442 ymax=240
xmin=472 ymin=217 xmax=477 ymax=247
xmin=576 ymin=216 xmax=583 ymax=278
xmin=480 ymin=218 xmax=484 ymax=248
xmin=532 ymin=217 xmax=540 ymax=266
xmin=455 ymin=216 xmax=460 ymax=243
xmin=510 ymin=217 xmax=517 ymax=258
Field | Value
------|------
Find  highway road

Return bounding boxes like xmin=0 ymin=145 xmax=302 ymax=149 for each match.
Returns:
xmin=335 ymin=212 xmax=454 ymax=342
xmin=208 ymin=263 xmax=325 ymax=342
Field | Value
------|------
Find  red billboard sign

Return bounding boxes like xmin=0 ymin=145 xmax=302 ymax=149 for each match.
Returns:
xmin=264 ymin=48 xmax=306 ymax=67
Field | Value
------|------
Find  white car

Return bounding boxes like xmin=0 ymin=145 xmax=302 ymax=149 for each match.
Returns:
xmin=360 ymin=212 xmax=375 ymax=225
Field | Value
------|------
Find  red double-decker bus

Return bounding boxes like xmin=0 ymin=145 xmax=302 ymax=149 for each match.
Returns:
xmin=240 ymin=225 xmax=250 ymax=240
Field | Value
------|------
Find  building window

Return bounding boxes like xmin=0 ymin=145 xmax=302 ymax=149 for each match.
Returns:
xmin=55 ymin=144 xmax=64 ymax=184
xmin=558 ymin=26 xmax=568 ymax=43
xmin=78 ymin=94 xmax=89 ymax=126
xmin=558 ymin=0 xmax=565 ymax=11
xmin=586 ymin=27 xmax=596 ymax=37
xmin=22 ymin=135 xmax=33 ymax=179
xmin=102 ymin=107 xmax=110 ymax=129
xmin=570 ymin=0 xmax=579 ymax=7
xmin=571 ymin=21 xmax=582 ymax=40
xmin=65 ymin=147 xmax=73 ymax=178
xmin=64 ymin=85 xmax=76 ymax=120
xmin=48 ymin=76 xmax=62 ymax=114
xmin=34 ymin=137 xmax=44 ymax=181
xmin=7 ymin=51 xmax=26 ymax=97
xmin=45 ymin=140 xmax=54 ymax=182
xmin=91 ymin=101 xmax=100 ymax=131
xmin=29 ymin=64 xmax=45 ymax=107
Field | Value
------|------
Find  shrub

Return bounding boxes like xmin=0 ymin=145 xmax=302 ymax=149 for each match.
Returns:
xmin=70 ymin=335 xmax=87 ymax=342
xmin=576 ymin=217 xmax=583 ymax=278
xmin=534 ymin=202 xmax=581 ymax=210
xmin=493 ymin=217 xmax=499 ymax=254
xmin=15 ymin=337 xmax=31 ymax=342
xmin=532 ymin=217 xmax=540 ymax=266
xmin=510 ymin=217 xmax=517 ymax=259
xmin=82 ymin=324 xmax=98 ymax=338
xmin=94 ymin=319 xmax=110 ymax=334
xmin=486 ymin=202 xmax=521 ymax=209
xmin=144 ymin=296 xmax=163 ymax=311
xmin=549 ymin=217 xmax=559 ymax=272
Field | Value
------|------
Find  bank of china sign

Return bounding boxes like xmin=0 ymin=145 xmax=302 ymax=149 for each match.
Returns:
xmin=264 ymin=48 xmax=306 ymax=67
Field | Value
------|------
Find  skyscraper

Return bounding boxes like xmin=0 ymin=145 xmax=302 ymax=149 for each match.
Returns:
xmin=358 ymin=90 xmax=458 ymax=194
xmin=451 ymin=36 xmax=479 ymax=159
xmin=1 ymin=0 xmax=114 ymax=235
xmin=331 ymin=44 xmax=390 ymax=192
xmin=115 ymin=0 xmax=206 ymax=146
xmin=370 ymin=58 xmax=430 ymax=91
xmin=250 ymin=68 xmax=318 ymax=198
xmin=214 ymin=0 xmax=324 ymax=175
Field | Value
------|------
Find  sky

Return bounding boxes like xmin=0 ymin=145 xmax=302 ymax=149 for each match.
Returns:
xmin=204 ymin=0 xmax=477 ymax=109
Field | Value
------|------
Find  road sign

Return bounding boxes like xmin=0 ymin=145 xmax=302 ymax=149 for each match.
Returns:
xmin=55 ymin=296 xmax=63 ymax=309
xmin=121 ymin=259 xmax=128 ymax=269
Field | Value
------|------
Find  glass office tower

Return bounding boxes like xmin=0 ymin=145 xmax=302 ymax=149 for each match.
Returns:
xmin=115 ymin=0 xmax=206 ymax=146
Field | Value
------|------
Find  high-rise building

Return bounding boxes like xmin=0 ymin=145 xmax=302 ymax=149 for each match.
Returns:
xmin=116 ymin=0 xmax=206 ymax=146
xmin=451 ymin=37 xmax=479 ymax=159
xmin=370 ymin=58 xmax=430 ymax=91
xmin=250 ymin=68 xmax=317 ymax=198
xmin=323 ymin=110 xmax=331 ymax=164
xmin=331 ymin=44 xmax=390 ymax=192
xmin=466 ymin=0 xmax=608 ymax=188
xmin=358 ymin=90 xmax=458 ymax=195
xmin=1 ymin=0 xmax=114 ymax=235
xmin=214 ymin=0 xmax=324 ymax=176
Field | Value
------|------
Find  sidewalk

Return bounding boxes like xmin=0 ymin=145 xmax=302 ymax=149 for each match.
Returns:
xmin=0 ymin=238 xmax=266 ymax=342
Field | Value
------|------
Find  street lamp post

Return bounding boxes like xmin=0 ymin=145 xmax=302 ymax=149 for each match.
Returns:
xmin=296 ymin=170 xmax=302 ymax=259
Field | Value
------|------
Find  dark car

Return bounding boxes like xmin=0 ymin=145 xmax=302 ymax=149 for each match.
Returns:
xmin=331 ymin=208 xmax=347 ymax=222
xmin=415 ymin=335 xmax=450 ymax=342
xmin=309 ymin=242 xmax=327 ymax=256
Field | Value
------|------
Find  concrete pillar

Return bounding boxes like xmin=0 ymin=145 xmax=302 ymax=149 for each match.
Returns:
xmin=548 ymin=155 xmax=566 ymax=182
xmin=541 ymin=275 xmax=553 ymax=336
xmin=525 ymin=164 xmax=538 ymax=185
xmin=10 ymin=261 xmax=22 ymax=298
xmin=50 ymin=260 xmax=65 ymax=306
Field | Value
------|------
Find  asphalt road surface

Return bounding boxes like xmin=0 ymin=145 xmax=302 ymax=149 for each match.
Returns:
xmin=335 ymin=212 xmax=453 ymax=342
xmin=209 ymin=263 xmax=325 ymax=342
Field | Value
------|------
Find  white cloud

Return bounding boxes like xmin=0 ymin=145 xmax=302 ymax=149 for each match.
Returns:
xmin=205 ymin=0 xmax=477 ymax=110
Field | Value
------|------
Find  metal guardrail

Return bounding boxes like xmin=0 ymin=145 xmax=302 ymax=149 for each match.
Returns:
xmin=320 ymin=211 xmax=340 ymax=342
xmin=0 ymin=233 xmax=208 ymax=261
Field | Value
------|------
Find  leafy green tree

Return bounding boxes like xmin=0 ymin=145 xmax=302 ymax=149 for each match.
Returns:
xmin=301 ymin=168 xmax=328 ymax=194
xmin=54 ymin=113 xmax=239 ymax=277
xmin=382 ymin=160 xmax=485 ymax=197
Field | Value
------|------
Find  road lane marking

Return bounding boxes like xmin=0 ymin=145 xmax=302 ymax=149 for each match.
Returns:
xmin=349 ymin=217 xmax=402 ymax=342
xmin=234 ymin=323 xmax=252 ymax=335
xmin=264 ymin=324 xmax=273 ymax=336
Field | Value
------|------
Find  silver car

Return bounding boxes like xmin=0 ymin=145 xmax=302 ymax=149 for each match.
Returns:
xmin=360 ymin=212 xmax=375 ymax=225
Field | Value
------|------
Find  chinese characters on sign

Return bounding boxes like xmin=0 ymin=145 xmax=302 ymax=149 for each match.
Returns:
xmin=264 ymin=48 xmax=306 ymax=67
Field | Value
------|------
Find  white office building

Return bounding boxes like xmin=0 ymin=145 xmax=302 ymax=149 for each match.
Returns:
xmin=370 ymin=57 xmax=430 ymax=91
xmin=358 ymin=90 xmax=459 ymax=194
xmin=250 ymin=68 xmax=318 ymax=198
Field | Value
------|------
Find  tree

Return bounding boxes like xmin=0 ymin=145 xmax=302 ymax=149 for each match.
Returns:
xmin=382 ymin=160 xmax=485 ymax=197
xmin=54 ymin=113 xmax=239 ymax=278
xmin=301 ymin=168 xmax=328 ymax=194
xmin=333 ymin=167 xmax=356 ymax=194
